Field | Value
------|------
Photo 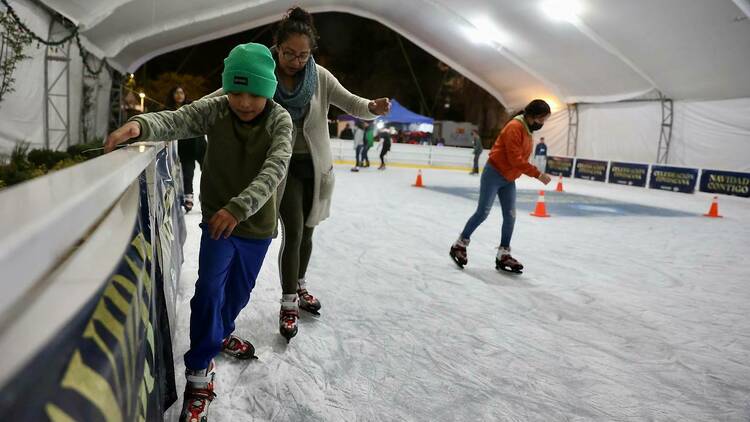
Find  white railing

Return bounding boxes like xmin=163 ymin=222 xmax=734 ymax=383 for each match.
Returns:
xmin=0 ymin=142 xmax=166 ymax=388
xmin=330 ymin=138 xmax=487 ymax=168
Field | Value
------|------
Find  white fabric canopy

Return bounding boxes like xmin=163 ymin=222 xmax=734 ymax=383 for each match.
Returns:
xmin=2 ymin=0 xmax=749 ymax=171
xmin=536 ymin=98 xmax=750 ymax=172
xmin=35 ymin=0 xmax=750 ymax=108
xmin=0 ymin=0 xmax=111 ymax=153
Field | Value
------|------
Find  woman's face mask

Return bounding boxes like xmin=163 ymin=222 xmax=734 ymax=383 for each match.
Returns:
xmin=527 ymin=114 xmax=550 ymax=132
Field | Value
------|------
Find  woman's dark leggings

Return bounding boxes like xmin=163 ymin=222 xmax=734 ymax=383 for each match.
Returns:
xmin=178 ymin=137 xmax=206 ymax=195
xmin=279 ymin=160 xmax=316 ymax=294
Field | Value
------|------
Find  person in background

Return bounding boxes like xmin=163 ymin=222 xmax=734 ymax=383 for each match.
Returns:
xmin=534 ymin=136 xmax=548 ymax=173
xmin=352 ymin=121 xmax=365 ymax=172
xmin=470 ymin=129 xmax=482 ymax=175
xmin=361 ymin=121 xmax=375 ymax=167
xmin=450 ymin=99 xmax=553 ymax=274
xmin=328 ymin=119 xmax=337 ymax=138
xmin=165 ymin=86 xmax=208 ymax=212
xmin=377 ymin=127 xmax=392 ymax=170
xmin=339 ymin=122 xmax=354 ymax=140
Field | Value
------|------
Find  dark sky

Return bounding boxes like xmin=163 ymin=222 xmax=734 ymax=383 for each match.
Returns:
xmin=136 ymin=12 xmax=499 ymax=122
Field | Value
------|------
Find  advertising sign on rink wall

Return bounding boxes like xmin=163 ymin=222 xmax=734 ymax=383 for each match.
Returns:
xmin=699 ymin=169 xmax=750 ymax=198
xmin=574 ymin=159 xmax=608 ymax=182
xmin=649 ymin=165 xmax=699 ymax=194
xmin=608 ymin=162 xmax=649 ymax=187
xmin=545 ymin=156 xmax=574 ymax=177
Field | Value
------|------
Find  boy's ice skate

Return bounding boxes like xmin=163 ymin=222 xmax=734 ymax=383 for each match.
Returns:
xmin=180 ymin=360 xmax=216 ymax=422
xmin=221 ymin=334 xmax=257 ymax=360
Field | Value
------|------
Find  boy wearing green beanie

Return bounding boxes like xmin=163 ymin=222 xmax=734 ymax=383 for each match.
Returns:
xmin=105 ymin=42 xmax=292 ymax=422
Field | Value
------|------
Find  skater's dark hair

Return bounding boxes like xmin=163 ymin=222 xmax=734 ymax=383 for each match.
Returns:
xmin=274 ymin=7 xmax=318 ymax=50
xmin=512 ymin=99 xmax=551 ymax=119
xmin=164 ymin=85 xmax=190 ymax=110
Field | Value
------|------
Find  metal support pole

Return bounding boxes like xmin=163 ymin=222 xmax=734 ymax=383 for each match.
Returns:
xmin=566 ymin=103 xmax=579 ymax=156
xmin=656 ymin=95 xmax=674 ymax=164
xmin=108 ymin=71 xmax=124 ymax=134
xmin=44 ymin=19 xmax=71 ymax=150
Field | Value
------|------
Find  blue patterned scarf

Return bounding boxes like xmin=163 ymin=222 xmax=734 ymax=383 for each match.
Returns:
xmin=274 ymin=55 xmax=318 ymax=121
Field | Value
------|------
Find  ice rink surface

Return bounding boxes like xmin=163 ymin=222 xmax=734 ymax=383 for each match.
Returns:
xmin=166 ymin=164 xmax=750 ymax=421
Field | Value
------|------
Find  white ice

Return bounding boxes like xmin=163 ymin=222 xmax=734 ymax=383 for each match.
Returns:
xmin=166 ymin=164 xmax=750 ymax=421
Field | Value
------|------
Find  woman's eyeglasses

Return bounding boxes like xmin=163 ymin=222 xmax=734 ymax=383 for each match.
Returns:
xmin=280 ymin=49 xmax=311 ymax=63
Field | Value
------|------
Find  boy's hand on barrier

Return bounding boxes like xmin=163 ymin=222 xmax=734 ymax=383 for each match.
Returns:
xmin=104 ymin=121 xmax=141 ymax=153
xmin=538 ymin=173 xmax=552 ymax=185
xmin=209 ymin=209 xmax=239 ymax=240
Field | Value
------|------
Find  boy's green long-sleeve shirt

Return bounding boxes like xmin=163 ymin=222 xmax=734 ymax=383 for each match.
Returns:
xmin=130 ymin=96 xmax=293 ymax=239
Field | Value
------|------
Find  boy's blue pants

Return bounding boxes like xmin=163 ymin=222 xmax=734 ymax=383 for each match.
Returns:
xmin=184 ymin=224 xmax=271 ymax=370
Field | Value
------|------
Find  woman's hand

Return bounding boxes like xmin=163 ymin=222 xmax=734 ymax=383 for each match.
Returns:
xmin=104 ymin=121 xmax=141 ymax=153
xmin=538 ymin=173 xmax=552 ymax=185
xmin=368 ymin=98 xmax=391 ymax=115
xmin=208 ymin=209 xmax=239 ymax=240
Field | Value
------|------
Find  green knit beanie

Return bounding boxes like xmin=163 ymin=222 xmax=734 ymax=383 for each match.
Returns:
xmin=222 ymin=43 xmax=277 ymax=98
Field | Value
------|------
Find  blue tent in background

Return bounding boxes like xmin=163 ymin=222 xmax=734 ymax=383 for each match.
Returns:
xmin=379 ymin=99 xmax=433 ymax=124
xmin=338 ymin=99 xmax=433 ymax=124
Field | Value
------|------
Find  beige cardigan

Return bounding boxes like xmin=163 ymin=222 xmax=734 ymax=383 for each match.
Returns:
xmin=208 ymin=64 xmax=377 ymax=227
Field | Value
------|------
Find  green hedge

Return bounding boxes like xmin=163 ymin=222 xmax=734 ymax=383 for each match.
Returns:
xmin=0 ymin=140 xmax=105 ymax=190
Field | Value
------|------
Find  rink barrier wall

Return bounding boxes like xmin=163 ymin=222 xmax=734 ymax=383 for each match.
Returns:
xmin=574 ymin=159 xmax=609 ymax=182
xmin=608 ymin=162 xmax=650 ymax=187
xmin=699 ymin=169 xmax=750 ymax=198
xmin=0 ymin=142 xmax=184 ymax=420
xmin=334 ymin=140 xmax=749 ymax=198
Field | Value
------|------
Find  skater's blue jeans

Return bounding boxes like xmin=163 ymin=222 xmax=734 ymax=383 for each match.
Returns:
xmin=460 ymin=164 xmax=517 ymax=247
xmin=355 ymin=145 xmax=364 ymax=167
xmin=184 ymin=224 xmax=271 ymax=370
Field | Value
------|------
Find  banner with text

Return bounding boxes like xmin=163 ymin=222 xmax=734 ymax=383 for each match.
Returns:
xmin=699 ymin=169 xmax=750 ymax=198
xmin=0 ymin=157 xmax=184 ymax=420
xmin=649 ymin=165 xmax=699 ymax=194
xmin=545 ymin=156 xmax=574 ymax=177
xmin=574 ymin=159 xmax=608 ymax=182
xmin=608 ymin=162 xmax=649 ymax=187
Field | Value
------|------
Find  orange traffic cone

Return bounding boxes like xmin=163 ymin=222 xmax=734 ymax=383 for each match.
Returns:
xmin=555 ymin=175 xmax=564 ymax=192
xmin=703 ymin=196 xmax=722 ymax=218
xmin=530 ymin=191 xmax=551 ymax=217
xmin=413 ymin=170 xmax=424 ymax=187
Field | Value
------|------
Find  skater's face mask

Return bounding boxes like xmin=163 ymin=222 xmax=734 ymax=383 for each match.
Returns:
xmin=527 ymin=114 xmax=550 ymax=132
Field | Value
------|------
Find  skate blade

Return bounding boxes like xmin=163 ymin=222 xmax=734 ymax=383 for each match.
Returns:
xmin=495 ymin=265 xmax=523 ymax=274
xmin=449 ymin=253 xmax=466 ymax=269
xmin=301 ymin=307 xmax=321 ymax=316
xmin=497 ymin=265 xmax=523 ymax=274
xmin=280 ymin=328 xmax=298 ymax=342
xmin=221 ymin=350 xmax=259 ymax=360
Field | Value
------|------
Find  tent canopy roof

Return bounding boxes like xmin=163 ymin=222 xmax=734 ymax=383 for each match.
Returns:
xmin=380 ymin=99 xmax=434 ymax=124
xmin=40 ymin=0 xmax=750 ymax=108
xmin=339 ymin=99 xmax=433 ymax=124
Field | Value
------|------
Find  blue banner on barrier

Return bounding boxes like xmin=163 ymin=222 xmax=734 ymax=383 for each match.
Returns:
xmin=649 ymin=165 xmax=699 ymax=194
xmin=545 ymin=156 xmax=574 ymax=177
xmin=608 ymin=162 xmax=649 ymax=187
xmin=574 ymin=159 xmax=608 ymax=182
xmin=699 ymin=169 xmax=750 ymax=198
xmin=0 ymin=150 xmax=184 ymax=421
